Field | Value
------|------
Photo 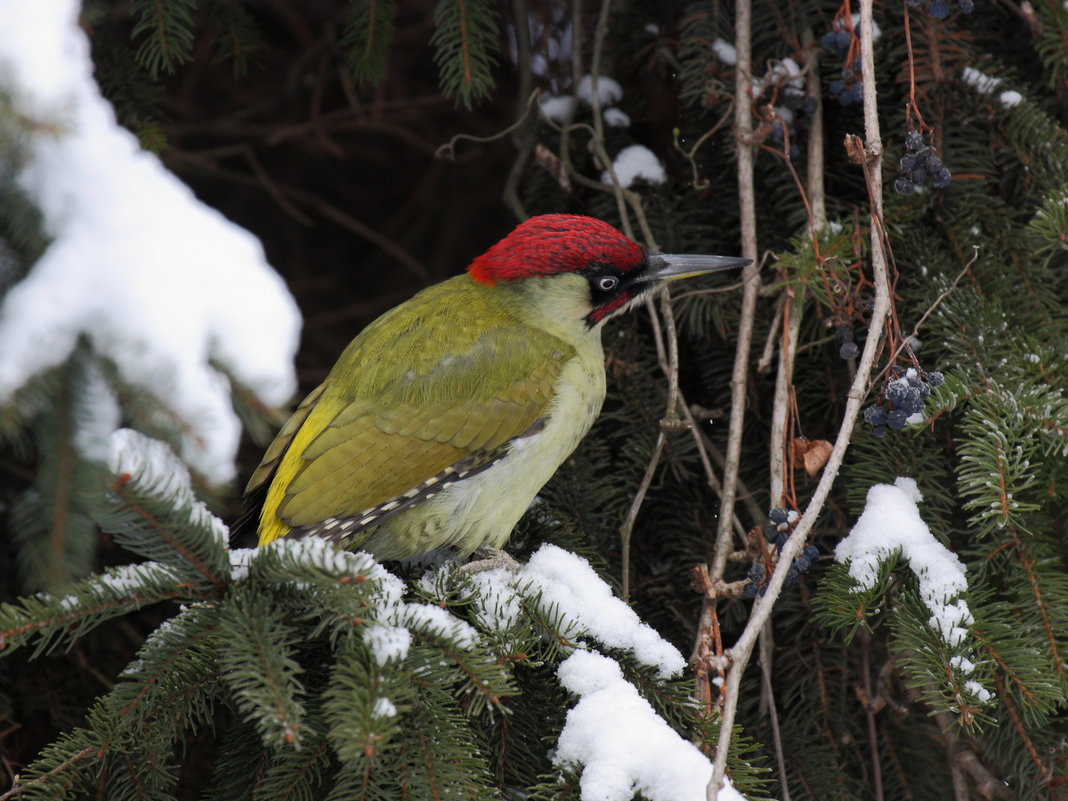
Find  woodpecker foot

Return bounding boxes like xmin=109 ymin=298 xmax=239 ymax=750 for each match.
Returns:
xmin=459 ymin=547 xmax=522 ymax=574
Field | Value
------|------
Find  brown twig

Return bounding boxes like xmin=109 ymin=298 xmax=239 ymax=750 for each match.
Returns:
xmin=619 ymin=430 xmax=666 ymax=600
xmin=434 ymin=88 xmax=543 ymax=161
xmin=859 ymin=627 xmax=885 ymax=801
xmin=759 ymin=624 xmax=791 ymax=801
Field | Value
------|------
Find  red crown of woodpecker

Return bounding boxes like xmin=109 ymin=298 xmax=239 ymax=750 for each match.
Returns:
xmin=468 ymin=214 xmax=644 ymax=286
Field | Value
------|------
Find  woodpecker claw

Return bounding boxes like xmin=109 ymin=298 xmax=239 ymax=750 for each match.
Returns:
xmin=460 ymin=547 xmax=522 ymax=574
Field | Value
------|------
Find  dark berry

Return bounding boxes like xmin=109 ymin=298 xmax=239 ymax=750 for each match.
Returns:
xmin=748 ymin=563 xmax=766 ymax=582
xmin=871 ymin=425 xmax=886 ymax=438
xmin=929 ymin=0 xmax=950 ymax=18
xmin=958 ymin=0 xmax=974 ymax=12
xmin=763 ymin=522 xmax=779 ymax=542
xmin=927 ymin=371 xmax=944 ymax=387
xmin=863 ymin=406 xmax=888 ymax=426
xmin=887 ymin=409 xmax=910 ymax=429
xmin=835 ymin=29 xmax=852 ymax=51
xmin=840 ymin=341 xmax=859 ymax=359
xmin=742 ymin=582 xmax=758 ymax=598
xmin=849 ymin=83 xmax=865 ymax=104
xmin=789 ymin=143 xmax=801 ymax=161
xmin=821 ymin=31 xmax=838 ymax=50
xmin=894 ymin=177 xmax=915 ymax=195
xmin=803 ymin=545 xmax=820 ymax=563
xmin=932 ymin=167 xmax=952 ymax=188
xmin=830 ymin=79 xmax=846 ymax=96
xmin=905 ymin=130 xmax=924 ymax=151
xmin=885 ymin=381 xmax=908 ymax=406
xmin=910 ymin=167 xmax=928 ymax=185
xmin=774 ymin=532 xmax=788 ymax=550
xmin=769 ymin=507 xmax=789 ymax=525
xmin=925 ymin=154 xmax=943 ymax=171
xmin=899 ymin=154 xmax=917 ymax=172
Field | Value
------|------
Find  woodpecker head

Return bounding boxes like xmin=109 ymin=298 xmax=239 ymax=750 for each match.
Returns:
xmin=468 ymin=214 xmax=749 ymax=327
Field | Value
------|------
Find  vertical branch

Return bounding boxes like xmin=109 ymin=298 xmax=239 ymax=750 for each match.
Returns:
xmin=768 ymin=291 xmax=800 ymax=507
xmin=803 ymin=29 xmax=827 ymax=232
xmin=709 ymin=0 xmax=891 ymax=792
xmin=710 ymin=0 xmax=760 ymax=587
xmin=769 ymin=28 xmax=825 ymax=506
xmin=759 ymin=626 xmax=792 ymax=801
xmin=859 ymin=628 xmax=885 ymax=801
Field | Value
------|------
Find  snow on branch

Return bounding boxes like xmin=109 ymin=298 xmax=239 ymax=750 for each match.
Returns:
xmin=520 ymin=544 xmax=685 ymax=678
xmin=835 ymin=477 xmax=973 ymax=647
xmin=554 ymin=650 xmax=747 ymax=801
xmin=0 ymin=2 xmax=301 ymax=484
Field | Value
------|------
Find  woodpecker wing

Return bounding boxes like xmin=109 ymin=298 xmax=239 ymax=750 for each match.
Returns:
xmin=246 ymin=276 xmax=574 ymax=547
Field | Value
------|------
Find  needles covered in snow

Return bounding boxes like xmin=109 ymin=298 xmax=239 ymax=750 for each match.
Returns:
xmin=0 ymin=2 xmax=301 ymax=484
xmin=835 ymin=477 xmax=974 ymax=646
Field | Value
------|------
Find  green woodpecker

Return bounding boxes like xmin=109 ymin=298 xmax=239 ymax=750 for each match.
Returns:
xmin=237 ymin=214 xmax=747 ymax=560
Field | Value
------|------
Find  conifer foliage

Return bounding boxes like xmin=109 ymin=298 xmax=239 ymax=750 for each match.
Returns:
xmin=2 ymin=0 xmax=1068 ymax=799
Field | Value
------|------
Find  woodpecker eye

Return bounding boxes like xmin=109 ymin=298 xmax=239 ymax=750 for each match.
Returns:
xmin=597 ymin=276 xmax=619 ymax=292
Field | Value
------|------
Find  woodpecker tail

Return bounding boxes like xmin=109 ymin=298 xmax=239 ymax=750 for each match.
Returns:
xmin=230 ymin=475 xmax=271 ymax=548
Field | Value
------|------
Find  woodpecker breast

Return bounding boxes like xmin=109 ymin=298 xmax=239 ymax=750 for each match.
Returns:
xmin=354 ymin=332 xmax=607 ymax=558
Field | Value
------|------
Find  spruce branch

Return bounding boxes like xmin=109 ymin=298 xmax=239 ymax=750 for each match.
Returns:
xmin=343 ymin=0 xmax=397 ymax=87
xmin=95 ymin=430 xmax=229 ymax=592
xmin=0 ymin=561 xmax=190 ymax=658
xmin=218 ymin=592 xmax=306 ymax=749
xmin=130 ymin=0 xmax=196 ymax=77
xmin=0 ymin=746 xmax=95 ymax=801
xmin=430 ymin=0 xmax=500 ymax=108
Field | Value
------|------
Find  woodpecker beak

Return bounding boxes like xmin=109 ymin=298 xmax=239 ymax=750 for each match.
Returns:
xmin=646 ymin=253 xmax=751 ymax=283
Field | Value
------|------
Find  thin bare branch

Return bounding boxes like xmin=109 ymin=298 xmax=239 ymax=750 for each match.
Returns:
xmin=709 ymin=0 xmax=891 ymax=791
xmin=710 ymin=0 xmax=761 ymax=589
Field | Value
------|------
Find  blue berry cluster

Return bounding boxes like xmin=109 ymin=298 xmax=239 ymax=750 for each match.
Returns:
xmin=894 ymin=130 xmax=952 ymax=194
xmin=862 ymin=368 xmax=943 ymax=437
xmin=907 ymin=0 xmax=974 ymax=18
xmin=742 ymin=507 xmax=820 ymax=598
xmin=821 ymin=24 xmax=864 ymax=106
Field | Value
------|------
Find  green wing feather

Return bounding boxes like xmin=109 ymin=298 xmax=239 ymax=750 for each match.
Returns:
xmin=247 ymin=275 xmax=574 ymax=544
